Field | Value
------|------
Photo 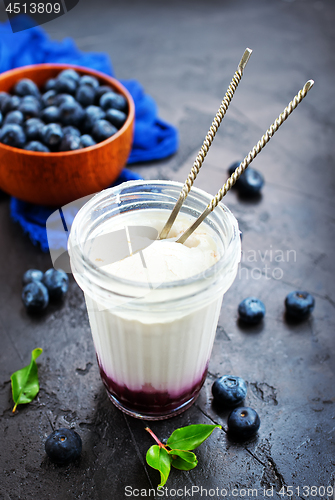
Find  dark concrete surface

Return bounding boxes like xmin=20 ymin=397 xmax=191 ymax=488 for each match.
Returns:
xmin=0 ymin=0 xmax=335 ymax=499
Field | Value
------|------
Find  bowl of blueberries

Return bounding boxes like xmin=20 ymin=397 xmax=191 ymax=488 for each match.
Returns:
xmin=0 ymin=64 xmax=135 ymax=206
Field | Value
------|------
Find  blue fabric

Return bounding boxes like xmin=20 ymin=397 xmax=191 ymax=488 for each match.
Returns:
xmin=0 ymin=17 xmax=179 ymax=251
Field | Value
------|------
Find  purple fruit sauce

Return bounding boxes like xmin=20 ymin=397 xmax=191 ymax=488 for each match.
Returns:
xmin=98 ymin=361 xmax=208 ymax=417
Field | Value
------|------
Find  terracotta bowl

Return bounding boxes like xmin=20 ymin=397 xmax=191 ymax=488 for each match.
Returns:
xmin=0 ymin=64 xmax=135 ymax=206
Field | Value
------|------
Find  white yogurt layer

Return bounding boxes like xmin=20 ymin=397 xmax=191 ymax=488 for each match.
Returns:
xmin=84 ymin=209 xmax=227 ymax=403
xmin=87 ymin=210 xmax=221 ymax=284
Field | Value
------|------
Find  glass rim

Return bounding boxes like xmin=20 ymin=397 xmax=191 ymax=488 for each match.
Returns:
xmin=69 ymin=180 xmax=241 ymax=292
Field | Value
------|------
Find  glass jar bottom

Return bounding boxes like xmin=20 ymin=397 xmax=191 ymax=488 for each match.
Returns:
xmin=106 ymin=390 xmax=200 ymax=421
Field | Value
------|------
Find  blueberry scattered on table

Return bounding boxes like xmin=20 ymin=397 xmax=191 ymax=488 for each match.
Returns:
xmin=212 ymin=375 xmax=247 ymax=407
xmin=45 ymin=428 xmax=82 ymax=465
xmin=0 ymin=70 xmax=129 ymax=151
xmin=285 ymin=291 xmax=315 ymax=319
xmin=22 ymin=281 xmax=49 ymax=313
xmin=42 ymin=269 xmax=69 ymax=300
xmin=228 ymin=161 xmax=264 ymax=196
xmin=22 ymin=269 xmax=44 ymax=285
xmin=238 ymin=297 xmax=265 ymax=325
xmin=227 ymin=407 xmax=260 ymax=440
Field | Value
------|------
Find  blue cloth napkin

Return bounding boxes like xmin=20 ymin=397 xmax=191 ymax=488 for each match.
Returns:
xmin=0 ymin=17 xmax=178 ymax=251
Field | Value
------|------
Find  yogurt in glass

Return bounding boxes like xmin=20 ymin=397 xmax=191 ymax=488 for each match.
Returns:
xmin=68 ymin=180 xmax=241 ymax=420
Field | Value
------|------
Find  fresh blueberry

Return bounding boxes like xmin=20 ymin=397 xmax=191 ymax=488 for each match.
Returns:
xmin=3 ymin=110 xmax=24 ymax=126
xmin=58 ymin=69 xmax=80 ymax=84
xmin=79 ymin=75 xmax=99 ymax=89
xmin=25 ymin=118 xmax=45 ymax=141
xmin=0 ymin=111 xmax=2 ymax=127
xmin=45 ymin=428 xmax=82 ymax=465
xmin=238 ymin=297 xmax=265 ymax=325
xmin=41 ymin=123 xmax=64 ymax=148
xmin=80 ymin=134 xmax=96 ymax=148
xmin=95 ymin=85 xmax=113 ymax=103
xmin=55 ymin=94 xmax=76 ymax=107
xmin=22 ymin=269 xmax=44 ymax=285
xmin=228 ymin=162 xmax=264 ymax=196
xmin=62 ymin=125 xmax=81 ymax=137
xmin=92 ymin=119 xmax=117 ymax=142
xmin=41 ymin=106 xmax=61 ymax=124
xmin=105 ymin=108 xmax=127 ymax=129
xmin=55 ymin=76 xmax=77 ymax=95
xmin=0 ymin=124 xmax=26 ymax=148
xmin=2 ymin=95 xmax=21 ymax=114
xmin=18 ymin=100 xmax=40 ymax=120
xmin=82 ymin=105 xmax=105 ymax=132
xmin=238 ymin=168 xmax=264 ymax=195
xmin=285 ymin=291 xmax=315 ymax=319
xmin=41 ymin=90 xmax=58 ymax=108
xmin=24 ymin=141 xmax=50 ymax=152
xmin=100 ymin=91 xmax=127 ymax=112
xmin=22 ymin=281 xmax=49 ymax=312
xmin=21 ymin=94 xmax=42 ymax=109
xmin=59 ymin=101 xmax=85 ymax=127
xmin=42 ymin=268 xmax=69 ymax=300
xmin=13 ymin=78 xmax=40 ymax=98
xmin=0 ymin=92 xmax=11 ymax=113
xmin=44 ymin=78 xmax=57 ymax=91
xmin=75 ymin=84 xmax=96 ymax=107
xmin=59 ymin=134 xmax=82 ymax=152
xmin=227 ymin=407 xmax=260 ymax=440
xmin=212 ymin=375 xmax=247 ymax=407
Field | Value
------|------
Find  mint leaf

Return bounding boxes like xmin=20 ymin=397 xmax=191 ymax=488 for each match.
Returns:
xmin=167 ymin=424 xmax=221 ymax=451
xmin=146 ymin=445 xmax=172 ymax=488
xmin=145 ymin=424 xmax=221 ymax=488
xmin=11 ymin=348 xmax=43 ymax=413
xmin=169 ymin=449 xmax=198 ymax=470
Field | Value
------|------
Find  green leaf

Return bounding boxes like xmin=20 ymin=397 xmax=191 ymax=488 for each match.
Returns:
xmin=167 ymin=424 xmax=222 ymax=451
xmin=11 ymin=348 xmax=43 ymax=413
xmin=146 ymin=445 xmax=172 ymax=488
xmin=169 ymin=449 xmax=198 ymax=470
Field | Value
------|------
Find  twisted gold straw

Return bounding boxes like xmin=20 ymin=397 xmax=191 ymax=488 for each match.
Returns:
xmin=177 ymin=79 xmax=314 ymax=244
xmin=159 ymin=47 xmax=252 ymax=240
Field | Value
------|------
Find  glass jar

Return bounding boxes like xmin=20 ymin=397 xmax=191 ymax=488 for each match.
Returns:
xmin=68 ymin=180 xmax=241 ymax=420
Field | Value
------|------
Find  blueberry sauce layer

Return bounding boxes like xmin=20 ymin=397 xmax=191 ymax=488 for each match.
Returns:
xmin=98 ymin=362 xmax=208 ymax=416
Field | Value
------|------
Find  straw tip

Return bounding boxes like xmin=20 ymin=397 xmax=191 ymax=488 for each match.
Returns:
xmin=239 ymin=48 xmax=253 ymax=71
xmin=304 ymin=80 xmax=314 ymax=91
